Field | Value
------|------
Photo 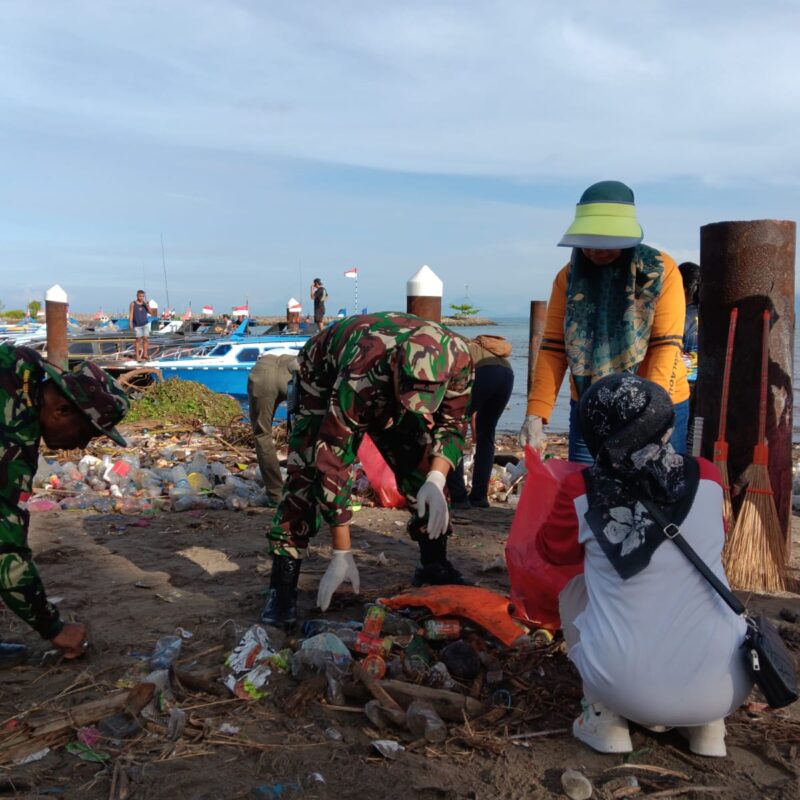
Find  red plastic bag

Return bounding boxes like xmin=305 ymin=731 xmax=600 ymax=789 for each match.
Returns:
xmin=357 ymin=435 xmax=407 ymax=509
xmin=505 ymin=447 xmax=584 ymax=630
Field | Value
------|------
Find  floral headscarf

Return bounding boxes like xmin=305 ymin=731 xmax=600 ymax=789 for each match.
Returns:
xmin=579 ymin=373 xmax=699 ymax=579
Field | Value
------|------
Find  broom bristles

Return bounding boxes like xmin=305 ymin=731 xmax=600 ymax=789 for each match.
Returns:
xmin=713 ymin=457 xmax=734 ymax=532
xmin=723 ymin=463 xmax=786 ymax=593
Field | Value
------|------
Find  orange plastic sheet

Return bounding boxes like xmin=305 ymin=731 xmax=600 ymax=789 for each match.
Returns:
xmin=505 ymin=447 xmax=584 ymax=631
xmin=379 ymin=585 xmax=527 ymax=646
xmin=358 ymin=434 xmax=406 ymax=508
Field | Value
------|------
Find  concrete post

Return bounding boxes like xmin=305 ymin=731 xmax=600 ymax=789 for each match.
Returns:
xmin=406 ymin=265 xmax=443 ymax=323
xmin=527 ymin=300 xmax=548 ymax=397
xmin=45 ymin=284 xmax=69 ymax=370
xmin=696 ymin=220 xmax=796 ymax=549
xmin=286 ymin=297 xmax=301 ymax=332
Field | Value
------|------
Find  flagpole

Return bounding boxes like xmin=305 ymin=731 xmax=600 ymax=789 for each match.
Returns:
xmin=355 ymin=274 xmax=358 ymax=314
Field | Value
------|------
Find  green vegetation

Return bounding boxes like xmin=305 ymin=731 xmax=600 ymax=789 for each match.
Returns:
xmin=28 ymin=300 xmax=41 ymax=317
xmin=449 ymin=303 xmax=481 ymax=319
xmin=126 ymin=378 xmax=241 ymax=425
xmin=2 ymin=310 xmax=26 ymax=320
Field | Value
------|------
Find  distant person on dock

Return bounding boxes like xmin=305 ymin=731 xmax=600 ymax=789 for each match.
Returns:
xmin=0 ymin=346 xmax=129 ymax=667
xmin=262 ymin=312 xmax=474 ymax=630
xmin=247 ymin=353 xmax=299 ymax=505
xmin=310 ymin=278 xmax=328 ymax=331
xmin=678 ymin=262 xmax=700 ymax=417
xmin=520 ymin=181 xmax=690 ymax=462
xmin=128 ymin=289 xmax=151 ymax=361
xmin=447 ymin=335 xmax=514 ymax=509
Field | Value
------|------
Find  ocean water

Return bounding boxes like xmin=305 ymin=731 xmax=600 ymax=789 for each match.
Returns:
xmin=453 ymin=318 xmax=799 ymax=437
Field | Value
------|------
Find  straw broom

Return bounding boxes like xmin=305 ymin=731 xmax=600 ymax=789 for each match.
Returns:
xmin=713 ymin=308 xmax=737 ymax=531
xmin=723 ymin=310 xmax=786 ymax=593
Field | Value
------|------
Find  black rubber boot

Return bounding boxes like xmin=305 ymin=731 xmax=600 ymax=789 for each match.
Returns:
xmin=0 ymin=641 xmax=27 ymax=669
xmin=260 ymin=555 xmax=301 ymax=631
xmin=412 ymin=536 xmax=471 ymax=587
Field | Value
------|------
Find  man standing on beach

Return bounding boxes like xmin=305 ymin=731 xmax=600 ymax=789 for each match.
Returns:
xmin=247 ymin=353 xmax=299 ymax=505
xmin=310 ymin=278 xmax=328 ymax=331
xmin=128 ymin=290 xmax=150 ymax=361
xmin=0 ymin=346 xmax=130 ymax=667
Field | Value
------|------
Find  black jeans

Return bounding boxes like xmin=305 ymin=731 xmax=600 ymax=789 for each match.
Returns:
xmin=447 ymin=364 xmax=514 ymax=503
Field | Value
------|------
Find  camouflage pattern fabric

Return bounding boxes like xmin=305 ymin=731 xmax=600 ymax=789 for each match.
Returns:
xmin=0 ymin=346 xmax=63 ymax=638
xmin=268 ymin=312 xmax=473 ymax=558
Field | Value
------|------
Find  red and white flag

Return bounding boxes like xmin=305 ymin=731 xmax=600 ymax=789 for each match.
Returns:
xmin=344 ymin=267 xmax=358 ymax=279
xmin=233 ymin=304 xmax=249 ymax=317
xmin=201 ymin=304 xmax=214 ymax=316
xmin=182 ymin=306 xmax=193 ymax=320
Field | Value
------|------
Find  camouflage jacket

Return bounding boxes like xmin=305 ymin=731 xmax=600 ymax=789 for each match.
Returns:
xmin=300 ymin=312 xmax=474 ymax=468
xmin=0 ymin=345 xmax=63 ymax=638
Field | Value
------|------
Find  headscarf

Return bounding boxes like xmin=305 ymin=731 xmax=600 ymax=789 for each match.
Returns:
xmin=579 ymin=373 xmax=699 ymax=579
xmin=564 ymin=245 xmax=666 ymax=399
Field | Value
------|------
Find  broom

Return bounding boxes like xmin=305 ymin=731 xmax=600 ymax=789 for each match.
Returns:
xmin=723 ymin=309 xmax=786 ymax=593
xmin=713 ymin=308 xmax=737 ymax=531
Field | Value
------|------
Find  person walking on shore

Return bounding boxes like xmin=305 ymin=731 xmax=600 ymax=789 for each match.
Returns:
xmin=261 ymin=312 xmax=474 ymax=630
xmin=520 ymin=181 xmax=690 ymax=462
xmin=310 ymin=278 xmax=328 ymax=331
xmin=247 ymin=352 xmax=299 ymax=505
xmin=128 ymin=290 xmax=151 ymax=361
xmin=0 ymin=345 xmax=129 ymax=667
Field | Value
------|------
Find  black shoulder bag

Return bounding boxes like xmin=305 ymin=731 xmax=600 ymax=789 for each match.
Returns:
xmin=639 ymin=498 xmax=798 ymax=709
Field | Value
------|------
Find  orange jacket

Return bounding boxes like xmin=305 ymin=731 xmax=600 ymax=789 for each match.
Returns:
xmin=527 ymin=252 xmax=690 ymax=420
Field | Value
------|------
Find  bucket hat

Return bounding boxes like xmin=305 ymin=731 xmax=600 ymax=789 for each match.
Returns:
xmin=558 ymin=180 xmax=643 ymax=250
xmin=42 ymin=360 xmax=130 ymax=445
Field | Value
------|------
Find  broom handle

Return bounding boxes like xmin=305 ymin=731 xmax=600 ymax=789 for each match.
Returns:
xmin=717 ymin=308 xmax=738 ymax=440
xmin=758 ymin=309 xmax=770 ymax=442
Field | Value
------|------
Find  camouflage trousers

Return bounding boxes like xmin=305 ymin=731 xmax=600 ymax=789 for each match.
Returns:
xmin=267 ymin=411 xmax=436 ymax=559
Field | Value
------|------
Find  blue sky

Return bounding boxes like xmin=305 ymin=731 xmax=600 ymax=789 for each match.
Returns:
xmin=0 ymin=1 xmax=798 ymax=316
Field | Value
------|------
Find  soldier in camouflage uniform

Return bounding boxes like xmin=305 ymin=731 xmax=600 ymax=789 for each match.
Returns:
xmin=262 ymin=311 xmax=474 ymax=630
xmin=0 ymin=345 xmax=129 ymax=667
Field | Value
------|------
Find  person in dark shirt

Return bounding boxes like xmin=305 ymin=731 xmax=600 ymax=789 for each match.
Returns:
xmin=310 ymin=278 xmax=328 ymax=331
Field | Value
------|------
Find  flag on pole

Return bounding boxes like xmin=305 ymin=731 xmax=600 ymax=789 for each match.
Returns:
xmin=344 ymin=267 xmax=358 ymax=279
xmin=233 ymin=304 xmax=250 ymax=317
xmin=182 ymin=305 xmax=193 ymax=320
xmin=201 ymin=304 xmax=214 ymax=316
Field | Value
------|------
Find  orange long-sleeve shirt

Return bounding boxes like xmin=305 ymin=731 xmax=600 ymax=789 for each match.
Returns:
xmin=527 ymin=252 xmax=690 ymax=420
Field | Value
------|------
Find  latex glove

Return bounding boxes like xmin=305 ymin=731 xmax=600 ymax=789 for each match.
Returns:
xmin=519 ymin=415 xmax=546 ymax=452
xmin=417 ymin=470 xmax=449 ymax=539
xmin=317 ymin=550 xmax=360 ymax=611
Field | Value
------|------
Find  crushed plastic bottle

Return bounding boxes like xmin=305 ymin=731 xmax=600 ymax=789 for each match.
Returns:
xmin=406 ymin=701 xmax=447 ymax=742
xmin=291 ymin=633 xmax=352 ymax=679
xmin=422 ymin=618 xmax=461 ymax=640
xmin=363 ymin=605 xmax=417 ymax=636
xmin=149 ymin=635 xmax=182 ymax=669
xmin=337 ymin=629 xmax=392 ymax=657
xmin=173 ymin=495 xmax=225 ymax=512
xmin=302 ymin=619 xmax=362 ymax=637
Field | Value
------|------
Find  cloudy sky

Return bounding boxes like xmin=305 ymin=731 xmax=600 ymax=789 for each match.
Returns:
xmin=0 ymin=1 xmax=797 ymax=316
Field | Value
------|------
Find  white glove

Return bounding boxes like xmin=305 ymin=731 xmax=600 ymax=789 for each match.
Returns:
xmin=519 ymin=415 xmax=546 ymax=452
xmin=416 ymin=470 xmax=449 ymax=539
xmin=317 ymin=550 xmax=360 ymax=611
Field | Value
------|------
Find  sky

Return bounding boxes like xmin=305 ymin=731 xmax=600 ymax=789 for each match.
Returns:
xmin=0 ymin=0 xmax=798 ymax=317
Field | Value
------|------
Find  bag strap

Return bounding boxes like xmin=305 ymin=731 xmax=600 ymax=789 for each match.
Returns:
xmin=637 ymin=497 xmax=746 ymax=617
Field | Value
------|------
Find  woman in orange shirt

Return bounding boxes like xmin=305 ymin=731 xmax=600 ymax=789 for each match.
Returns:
xmin=519 ymin=181 xmax=689 ymax=463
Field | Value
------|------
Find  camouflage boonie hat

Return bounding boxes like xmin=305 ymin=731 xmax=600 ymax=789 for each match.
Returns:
xmin=42 ymin=360 xmax=130 ymax=446
xmin=396 ymin=324 xmax=470 ymax=415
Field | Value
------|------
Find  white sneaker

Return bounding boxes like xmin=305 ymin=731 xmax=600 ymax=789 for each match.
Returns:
xmin=678 ymin=719 xmax=727 ymax=757
xmin=572 ymin=699 xmax=633 ymax=754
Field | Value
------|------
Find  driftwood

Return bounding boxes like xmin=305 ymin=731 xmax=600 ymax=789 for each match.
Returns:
xmin=378 ymin=679 xmax=484 ymax=715
xmin=351 ymin=663 xmax=404 ymax=713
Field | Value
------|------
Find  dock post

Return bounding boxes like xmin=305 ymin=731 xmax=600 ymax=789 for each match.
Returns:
xmin=696 ymin=220 xmax=796 ymax=552
xmin=527 ymin=300 xmax=547 ymax=397
xmin=45 ymin=284 xmax=69 ymax=371
xmin=406 ymin=265 xmax=443 ymax=323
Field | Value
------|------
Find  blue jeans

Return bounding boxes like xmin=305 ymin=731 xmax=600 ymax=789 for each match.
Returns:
xmin=568 ymin=398 xmax=690 ymax=464
xmin=447 ymin=364 xmax=514 ymax=502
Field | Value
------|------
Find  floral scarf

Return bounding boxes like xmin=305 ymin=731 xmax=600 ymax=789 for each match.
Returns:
xmin=579 ymin=374 xmax=699 ymax=580
xmin=564 ymin=244 xmax=666 ymax=399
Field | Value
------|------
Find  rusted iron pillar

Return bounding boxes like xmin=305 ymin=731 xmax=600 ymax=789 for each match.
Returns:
xmin=696 ymin=220 xmax=796 ymax=548
xmin=406 ymin=265 xmax=442 ymax=323
xmin=527 ymin=300 xmax=547 ymax=397
xmin=45 ymin=284 xmax=69 ymax=370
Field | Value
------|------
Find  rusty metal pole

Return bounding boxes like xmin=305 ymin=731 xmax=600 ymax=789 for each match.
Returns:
xmin=696 ymin=220 xmax=796 ymax=550
xmin=406 ymin=265 xmax=442 ymax=323
xmin=45 ymin=284 xmax=69 ymax=370
xmin=527 ymin=300 xmax=547 ymax=397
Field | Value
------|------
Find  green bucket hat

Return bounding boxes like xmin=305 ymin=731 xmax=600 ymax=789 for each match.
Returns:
xmin=396 ymin=325 xmax=471 ymax=415
xmin=558 ymin=180 xmax=643 ymax=250
xmin=42 ymin=360 xmax=130 ymax=446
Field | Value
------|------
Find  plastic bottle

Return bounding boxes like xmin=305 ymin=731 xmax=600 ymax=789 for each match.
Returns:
xmin=173 ymin=495 xmax=224 ymax=512
xmin=336 ymin=629 xmax=392 ymax=657
xmin=422 ymin=618 xmax=461 ymax=640
xmin=169 ymin=466 xmax=192 ymax=499
xmin=302 ymin=619 xmax=362 ymax=637
xmin=149 ymin=635 xmax=182 ymax=668
xmin=209 ymin=462 xmax=231 ymax=485
xmin=425 ymin=662 xmax=455 ymax=690
xmin=186 ymin=451 xmax=209 ymax=475
xmin=361 ymin=653 xmax=387 ymax=679
xmin=362 ymin=605 xmax=385 ymax=637
xmin=406 ymin=701 xmax=447 ymax=743
xmin=225 ymin=495 xmax=249 ymax=510
xmin=363 ymin=605 xmax=417 ymax=636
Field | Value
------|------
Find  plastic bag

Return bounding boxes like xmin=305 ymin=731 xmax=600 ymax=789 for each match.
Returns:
xmin=357 ymin=435 xmax=406 ymax=509
xmin=505 ymin=447 xmax=584 ymax=630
